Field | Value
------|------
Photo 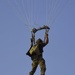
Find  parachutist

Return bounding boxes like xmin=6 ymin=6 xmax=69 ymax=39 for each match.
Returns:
xmin=26 ymin=28 xmax=49 ymax=75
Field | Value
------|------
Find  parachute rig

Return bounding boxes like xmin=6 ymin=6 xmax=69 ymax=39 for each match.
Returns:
xmin=31 ymin=25 xmax=50 ymax=45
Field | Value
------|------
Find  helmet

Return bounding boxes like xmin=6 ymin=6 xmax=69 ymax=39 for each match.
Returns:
xmin=36 ymin=38 xmax=43 ymax=44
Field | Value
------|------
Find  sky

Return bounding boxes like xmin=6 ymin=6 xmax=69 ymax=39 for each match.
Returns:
xmin=0 ymin=0 xmax=75 ymax=75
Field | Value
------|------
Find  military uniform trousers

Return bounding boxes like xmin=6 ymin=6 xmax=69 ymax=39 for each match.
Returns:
xmin=29 ymin=57 xmax=46 ymax=75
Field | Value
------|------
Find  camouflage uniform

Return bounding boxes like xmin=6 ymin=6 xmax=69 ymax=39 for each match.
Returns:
xmin=29 ymin=56 xmax=46 ymax=75
xmin=26 ymin=32 xmax=49 ymax=75
xmin=29 ymin=42 xmax=46 ymax=75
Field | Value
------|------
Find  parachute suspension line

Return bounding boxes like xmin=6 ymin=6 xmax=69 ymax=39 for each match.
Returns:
xmin=45 ymin=0 xmax=48 ymax=25
xmin=23 ymin=0 xmax=41 ymax=30
xmin=33 ymin=1 xmax=38 ymax=27
xmin=30 ymin=0 xmax=34 ymax=26
xmin=26 ymin=0 xmax=36 ymax=31
xmin=22 ymin=0 xmax=31 ymax=26
xmin=24 ymin=1 xmax=35 ymax=32
xmin=13 ymin=0 xmax=26 ymax=22
xmin=50 ymin=0 xmax=59 ymax=26
xmin=44 ymin=0 xmax=48 ymax=25
xmin=52 ymin=0 xmax=69 ymax=27
xmin=33 ymin=0 xmax=36 ymax=26
xmin=46 ymin=0 xmax=54 ymax=26
xmin=48 ymin=0 xmax=69 ymax=27
xmin=22 ymin=0 xmax=34 ymax=31
xmin=33 ymin=0 xmax=40 ymax=27
xmin=21 ymin=0 xmax=30 ymax=25
xmin=47 ymin=0 xmax=54 ymax=26
xmin=6 ymin=0 xmax=25 ymax=23
xmin=23 ymin=0 xmax=33 ymax=25
xmin=28 ymin=0 xmax=36 ymax=27
xmin=46 ymin=0 xmax=54 ymax=25
xmin=33 ymin=0 xmax=39 ymax=27
xmin=31 ymin=0 xmax=34 ymax=25
xmin=24 ymin=23 xmax=35 ymax=32
xmin=28 ymin=0 xmax=33 ymax=26
xmin=49 ymin=0 xmax=63 ymax=26
xmin=29 ymin=0 xmax=32 ymax=25
xmin=18 ymin=0 xmax=29 ymax=24
xmin=47 ymin=0 xmax=60 ymax=27
xmin=44 ymin=0 xmax=50 ymax=26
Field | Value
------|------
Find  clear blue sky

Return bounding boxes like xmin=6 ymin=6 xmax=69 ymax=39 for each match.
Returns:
xmin=0 ymin=0 xmax=75 ymax=75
